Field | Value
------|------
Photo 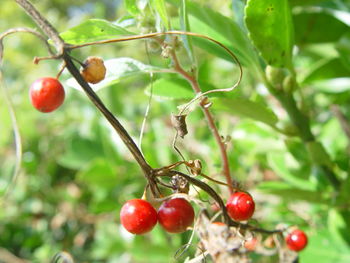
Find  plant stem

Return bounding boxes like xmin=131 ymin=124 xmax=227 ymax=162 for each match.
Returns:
xmin=263 ymin=74 xmax=340 ymax=190
xmin=170 ymin=49 xmax=234 ymax=194
xmin=62 ymin=53 xmax=152 ymax=175
xmin=169 ymin=171 xmax=281 ymax=234
xmin=14 ymin=0 xmax=154 ymax=189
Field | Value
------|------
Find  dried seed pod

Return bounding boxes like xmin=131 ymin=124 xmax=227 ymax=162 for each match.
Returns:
xmin=187 ymin=159 xmax=202 ymax=176
xmin=171 ymin=114 xmax=188 ymax=138
xmin=171 ymin=175 xmax=189 ymax=194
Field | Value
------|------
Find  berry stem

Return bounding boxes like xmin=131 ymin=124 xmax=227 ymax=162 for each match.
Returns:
xmin=168 ymin=170 xmax=282 ymax=234
xmin=169 ymin=46 xmax=235 ymax=194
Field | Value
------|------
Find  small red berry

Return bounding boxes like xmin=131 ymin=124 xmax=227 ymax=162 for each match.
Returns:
xmin=158 ymin=198 xmax=195 ymax=233
xmin=29 ymin=77 xmax=65 ymax=113
xmin=285 ymin=229 xmax=308 ymax=252
xmin=226 ymin=191 xmax=255 ymax=221
xmin=120 ymin=199 xmax=157 ymax=235
xmin=244 ymin=237 xmax=258 ymax=251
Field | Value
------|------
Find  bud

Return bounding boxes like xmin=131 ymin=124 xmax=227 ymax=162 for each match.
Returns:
xmin=283 ymin=75 xmax=296 ymax=93
xmin=265 ymin=65 xmax=285 ymax=89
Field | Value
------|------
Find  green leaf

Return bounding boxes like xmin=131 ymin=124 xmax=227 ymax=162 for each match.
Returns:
xmin=294 ymin=9 xmax=349 ymax=44
xmin=289 ymin=0 xmax=332 ymax=6
xmin=58 ymin=135 xmax=104 ymax=169
xmin=257 ymin=181 xmax=326 ymax=203
xmin=232 ymin=0 xmax=246 ymax=29
xmin=212 ymin=97 xmax=278 ymax=126
xmin=337 ymin=32 xmax=350 ymax=72
xmin=267 ymin=153 xmax=317 ymax=191
xmin=152 ymin=0 xmax=169 ymax=28
xmin=169 ymin=0 xmax=260 ymax=69
xmin=285 ymin=139 xmax=309 ymax=162
xmin=124 ymin=0 xmax=140 ymax=16
xmin=245 ymin=0 xmax=294 ymax=68
xmin=301 ymin=229 xmax=350 ymax=263
xmin=145 ymin=77 xmax=194 ymax=99
xmin=328 ymin=209 xmax=350 ymax=250
xmin=301 ymin=58 xmax=350 ymax=84
xmin=76 ymin=159 xmax=117 ymax=190
xmin=306 ymin=141 xmax=334 ymax=168
xmin=309 ymin=78 xmax=350 ymax=93
xmin=66 ymin=57 xmax=163 ymax=92
xmin=179 ymin=0 xmax=195 ymax=63
xmin=60 ymin=19 xmax=134 ymax=44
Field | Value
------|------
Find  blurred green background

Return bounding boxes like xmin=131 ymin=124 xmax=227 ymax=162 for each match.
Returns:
xmin=1 ymin=0 xmax=350 ymax=262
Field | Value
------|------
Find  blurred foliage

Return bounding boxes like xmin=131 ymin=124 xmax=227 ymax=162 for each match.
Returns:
xmin=1 ymin=0 xmax=350 ymax=262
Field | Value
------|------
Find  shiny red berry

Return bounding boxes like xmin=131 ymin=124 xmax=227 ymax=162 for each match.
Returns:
xmin=226 ymin=191 xmax=255 ymax=221
xmin=120 ymin=199 xmax=157 ymax=235
xmin=158 ymin=198 xmax=195 ymax=233
xmin=285 ymin=229 xmax=308 ymax=252
xmin=29 ymin=77 xmax=65 ymax=113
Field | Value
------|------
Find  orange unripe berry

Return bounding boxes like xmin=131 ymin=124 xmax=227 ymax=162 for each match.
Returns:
xmin=80 ymin=56 xmax=106 ymax=84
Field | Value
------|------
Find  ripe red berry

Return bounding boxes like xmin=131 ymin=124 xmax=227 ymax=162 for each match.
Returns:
xmin=120 ymin=199 xmax=157 ymax=235
xmin=226 ymin=191 xmax=255 ymax=221
xmin=285 ymin=229 xmax=308 ymax=252
xmin=80 ymin=56 xmax=106 ymax=84
xmin=29 ymin=77 xmax=65 ymax=113
xmin=158 ymin=198 xmax=195 ymax=233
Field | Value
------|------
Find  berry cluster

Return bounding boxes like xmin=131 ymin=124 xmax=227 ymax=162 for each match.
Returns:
xmin=121 ymin=191 xmax=307 ymax=252
xmin=120 ymin=198 xmax=194 ymax=235
xmin=28 ymin=57 xmax=307 ymax=254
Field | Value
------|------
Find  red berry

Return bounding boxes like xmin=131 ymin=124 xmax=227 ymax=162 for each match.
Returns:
xmin=226 ymin=192 xmax=255 ymax=221
xmin=120 ymin=199 xmax=157 ymax=235
xmin=285 ymin=229 xmax=308 ymax=252
xmin=158 ymin=198 xmax=195 ymax=233
xmin=244 ymin=237 xmax=258 ymax=251
xmin=29 ymin=77 xmax=65 ymax=113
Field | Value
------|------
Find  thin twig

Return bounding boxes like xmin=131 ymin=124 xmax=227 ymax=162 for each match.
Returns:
xmin=0 ymin=72 xmax=22 ymax=203
xmin=0 ymin=27 xmax=54 ymax=62
xmin=138 ymin=41 xmax=154 ymax=153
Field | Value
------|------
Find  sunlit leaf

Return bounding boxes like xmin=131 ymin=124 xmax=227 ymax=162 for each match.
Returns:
xmin=267 ymin=153 xmax=317 ymax=191
xmin=145 ymin=77 xmax=193 ymax=99
xmin=124 ymin=0 xmax=140 ymax=16
xmin=293 ymin=8 xmax=349 ymax=44
xmin=152 ymin=0 xmax=169 ymax=28
xmin=170 ymin=0 xmax=260 ymax=69
xmin=213 ymin=98 xmax=279 ymax=126
xmin=245 ymin=0 xmax=294 ymax=68
xmin=60 ymin=19 xmax=135 ymax=44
